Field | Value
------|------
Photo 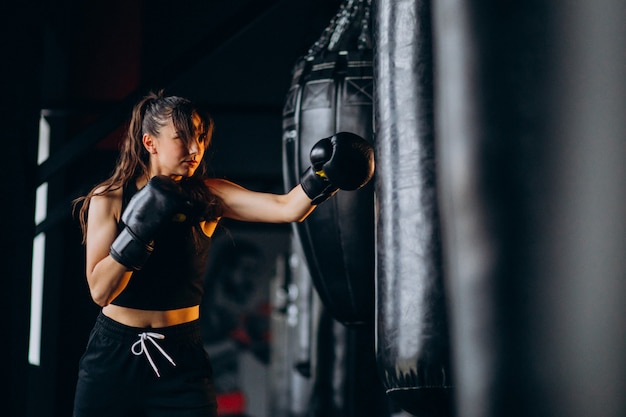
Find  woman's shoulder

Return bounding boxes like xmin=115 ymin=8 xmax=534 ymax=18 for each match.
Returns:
xmin=92 ymin=183 xmax=124 ymax=200
xmin=90 ymin=183 xmax=124 ymax=215
xmin=87 ymin=183 xmax=127 ymax=226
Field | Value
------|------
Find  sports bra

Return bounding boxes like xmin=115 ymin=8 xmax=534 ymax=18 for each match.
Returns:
xmin=110 ymin=181 xmax=212 ymax=310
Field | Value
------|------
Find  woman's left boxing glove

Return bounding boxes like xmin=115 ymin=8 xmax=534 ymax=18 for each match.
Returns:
xmin=300 ymin=132 xmax=375 ymax=205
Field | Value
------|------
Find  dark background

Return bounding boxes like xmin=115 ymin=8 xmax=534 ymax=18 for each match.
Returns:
xmin=4 ymin=1 xmax=626 ymax=417
xmin=4 ymin=1 xmax=344 ymax=416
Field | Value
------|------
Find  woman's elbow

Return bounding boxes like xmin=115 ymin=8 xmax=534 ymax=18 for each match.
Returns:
xmin=85 ymin=258 xmax=127 ymax=307
xmin=86 ymin=272 xmax=113 ymax=307
xmin=89 ymin=286 xmax=111 ymax=307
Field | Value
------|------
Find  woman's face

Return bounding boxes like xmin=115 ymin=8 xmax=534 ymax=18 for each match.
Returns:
xmin=145 ymin=112 xmax=207 ymax=179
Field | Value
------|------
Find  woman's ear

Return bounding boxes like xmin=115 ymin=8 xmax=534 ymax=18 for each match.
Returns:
xmin=143 ymin=133 xmax=156 ymax=154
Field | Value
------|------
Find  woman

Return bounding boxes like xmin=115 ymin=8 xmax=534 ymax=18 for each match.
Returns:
xmin=72 ymin=90 xmax=374 ymax=417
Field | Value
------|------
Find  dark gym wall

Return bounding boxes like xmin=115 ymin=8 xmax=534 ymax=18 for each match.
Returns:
xmin=5 ymin=2 xmax=44 ymax=416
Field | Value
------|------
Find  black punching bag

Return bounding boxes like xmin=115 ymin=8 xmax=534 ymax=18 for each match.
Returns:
xmin=282 ymin=0 xmax=375 ymax=326
xmin=374 ymin=0 xmax=453 ymax=416
xmin=433 ymin=1 xmax=626 ymax=417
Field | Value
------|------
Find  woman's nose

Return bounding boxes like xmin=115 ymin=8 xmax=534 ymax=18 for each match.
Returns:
xmin=188 ymin=140 xmax=200 ymax=154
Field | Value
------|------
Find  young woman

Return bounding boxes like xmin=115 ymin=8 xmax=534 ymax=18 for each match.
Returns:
xmin=72 ymin=90 xmax=374 ymax=417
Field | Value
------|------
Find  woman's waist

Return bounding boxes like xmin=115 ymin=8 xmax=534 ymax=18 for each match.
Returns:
xmin=102 ymin=304 xmax=200 ymax=329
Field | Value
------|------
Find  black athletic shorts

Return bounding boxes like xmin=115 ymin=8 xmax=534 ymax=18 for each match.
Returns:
xmin=73 ymin=311 xmax=218 ymax=417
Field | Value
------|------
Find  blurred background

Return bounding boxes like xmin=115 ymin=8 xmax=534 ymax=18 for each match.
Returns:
xmin=4 ymin=1 xmax=625 ymax=417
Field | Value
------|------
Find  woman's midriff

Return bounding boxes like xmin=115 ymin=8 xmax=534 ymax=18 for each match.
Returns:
xmin=102 ymin=304 xmax=200 ymax=328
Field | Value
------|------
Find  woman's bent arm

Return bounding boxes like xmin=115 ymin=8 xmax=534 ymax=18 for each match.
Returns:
xmin=85 ymin=189 xmax=133 ymax=306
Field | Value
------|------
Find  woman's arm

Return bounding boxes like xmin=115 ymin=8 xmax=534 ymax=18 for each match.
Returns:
xmin=206 ymin=179 xmax=316 ymax=224
xmin=85 ymin=188 xmax=133 ymax=307
xmin=207 ymin=132 xmax=375 ymax=224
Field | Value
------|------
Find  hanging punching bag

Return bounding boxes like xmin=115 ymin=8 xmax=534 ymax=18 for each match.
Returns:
xmin=282 ymin=2 xmax=391 ymax=417
xmin=282 ymin=0 xmax=375 ymax=326
xmin=432 ymin=1 xmax=626 ymax=417
xmin=374 ymin=0 xmax=453 ymax=416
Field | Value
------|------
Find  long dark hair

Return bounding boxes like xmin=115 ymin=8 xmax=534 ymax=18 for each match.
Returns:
xmin=73 ymin=90 xmax=222 ymax=242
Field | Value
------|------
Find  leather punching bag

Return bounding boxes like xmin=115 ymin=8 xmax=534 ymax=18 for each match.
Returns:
xmin=374 ymin=0 xmax=453 ymax=415
xmin=432 ymin=1 xmax=626 ymax=417
xmin=282 ymin=2 xmax=391 ymax=417
xmin=282 ymin=0 xmax=375 ymax=326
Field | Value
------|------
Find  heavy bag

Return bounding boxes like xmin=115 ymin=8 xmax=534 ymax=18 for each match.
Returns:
xmin=432 ymin=1 xmax=626 ymax=417
xmin=282 ymin=1 xmax=375 ymax=326
xmin=374 ymin=0 xmax=453 ymax=415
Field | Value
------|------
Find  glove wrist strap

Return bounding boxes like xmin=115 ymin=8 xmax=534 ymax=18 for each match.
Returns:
xmin=300 ymin=166 xmax=338 ymax=205
xmin=109 ymin=227 xmax=154 ymax=271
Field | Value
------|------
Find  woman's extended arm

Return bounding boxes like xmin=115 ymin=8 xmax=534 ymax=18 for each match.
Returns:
xmin=206 ymin=133 xmax=375 ymax=224
xmin=206 ymin=179 xmax=316 ymax=224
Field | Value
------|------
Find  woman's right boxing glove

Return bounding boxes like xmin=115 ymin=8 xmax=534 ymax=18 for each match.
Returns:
xmin=109 ymin=175 xmax=191 ymax=270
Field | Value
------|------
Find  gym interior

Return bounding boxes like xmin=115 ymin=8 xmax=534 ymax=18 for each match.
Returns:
xmin=5 ymin=0 xmax=625 ymax=416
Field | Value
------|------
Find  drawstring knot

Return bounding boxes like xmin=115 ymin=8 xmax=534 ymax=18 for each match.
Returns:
xmin=131 ymin=332 xmax=176 ymax=377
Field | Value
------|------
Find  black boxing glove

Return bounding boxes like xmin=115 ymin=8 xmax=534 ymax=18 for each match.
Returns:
xmin=177 ymin=176 xmax=219 ymax=222
xmin=300 ymin=132 xmax=375 ymax=205
xmin=110 ymin=175 xmax=191 ymax=270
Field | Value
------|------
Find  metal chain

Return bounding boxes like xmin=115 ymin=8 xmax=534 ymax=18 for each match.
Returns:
xmin=304 ymin=0 xmax=372 ymax=61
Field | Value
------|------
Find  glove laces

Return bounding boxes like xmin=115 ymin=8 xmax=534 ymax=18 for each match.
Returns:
xmin=131 ymin=332 xmax=176 ymax=377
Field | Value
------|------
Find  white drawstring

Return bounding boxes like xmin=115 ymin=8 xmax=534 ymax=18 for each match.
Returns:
xmin=131 ymin=332 xmax=177 ymax=377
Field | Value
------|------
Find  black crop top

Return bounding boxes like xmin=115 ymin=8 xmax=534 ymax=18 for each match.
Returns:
xmin=110 ymin=181 xmax=212 ymax=310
